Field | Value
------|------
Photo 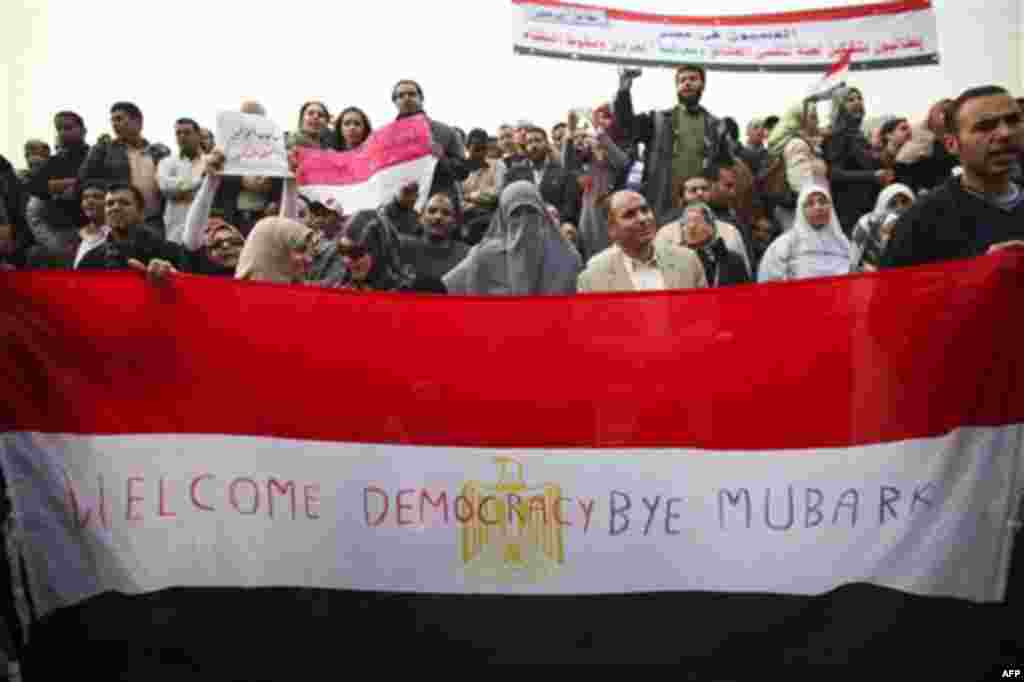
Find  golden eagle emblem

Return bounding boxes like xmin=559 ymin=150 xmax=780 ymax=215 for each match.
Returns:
xmin=460 ymin=457 xmax=565 ymax=584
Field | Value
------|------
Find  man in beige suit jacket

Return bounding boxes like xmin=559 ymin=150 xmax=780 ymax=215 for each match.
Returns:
xmin=577 ymin=190 xmax=707 ymax=293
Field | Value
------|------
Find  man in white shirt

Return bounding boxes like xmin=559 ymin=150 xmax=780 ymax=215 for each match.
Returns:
xmin=578 ymin=190 xmax=706 ymax=292
xmin=157 ymin=118 xmax=206 ymax=244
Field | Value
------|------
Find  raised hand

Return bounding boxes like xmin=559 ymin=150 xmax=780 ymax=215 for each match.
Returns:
xmin=618 ymin=65 xmax=642 ymax=89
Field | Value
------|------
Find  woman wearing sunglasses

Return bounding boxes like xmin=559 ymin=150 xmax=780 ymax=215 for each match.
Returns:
xmin=334 ymin=210 xmax=433 ymax=292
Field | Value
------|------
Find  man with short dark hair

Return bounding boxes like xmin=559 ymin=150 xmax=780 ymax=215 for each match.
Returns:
xmin=28 ymin=111 xmax=90 ymax=235
xmin=399 ymin=193 xmax=469 ymax=280
xmin=78 ymin=102 xmax=170 ymax=235
xmin=495 ymin=126 xmax=580 ymax=240
xmin=614 ymin=64 xmax=733 ymax=223
xmin=391 ymin=79 xmax=468 ymax=211
xmin=157 ymin=118 xmax=206 ymax=244
xmin=578 ymin=190 xmax=706 ymax=292
xmin=883 ymin=86 xmax=1024 ymax=267
xmin=77 ymin=184 xmax=186 ymax=278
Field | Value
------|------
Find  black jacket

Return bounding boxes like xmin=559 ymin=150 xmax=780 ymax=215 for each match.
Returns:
xmin=500 ymin=156 xmax=580 ymax=226
xmin=825 ymin=130 xmax=882 ymax=235
xmin=881 ymin=177 xmax=1024 ymax=268
xmin=28 ymin=143 xmax=90 ymax=230
xmin=893 ymin=140 xmax=959 ymax=194
xmin=78 ymin=138 xmax=170 ymax=223
xmin=77 ymin=226 xmax=188 ymax=271
xmin=695 ymin=238 xmax=750 ymax=287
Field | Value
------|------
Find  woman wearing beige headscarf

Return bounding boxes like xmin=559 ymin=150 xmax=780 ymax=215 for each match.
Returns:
xmin=235 ymin=216 xmax=318 ymax=283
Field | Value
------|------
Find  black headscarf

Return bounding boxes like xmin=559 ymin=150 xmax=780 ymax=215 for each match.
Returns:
xmin=338 ymin=210 xmax=413 ymax=291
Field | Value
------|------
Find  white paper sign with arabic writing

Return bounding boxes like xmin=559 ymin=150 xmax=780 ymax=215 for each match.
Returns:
xmin=216 ymin=111 xmax=291 ymax=178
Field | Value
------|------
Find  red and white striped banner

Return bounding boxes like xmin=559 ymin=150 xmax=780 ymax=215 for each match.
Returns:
xmin=513 ymin=0 xmax=940 ymax=72
xmin=1 ymin=256 xmax=1022 ymax=617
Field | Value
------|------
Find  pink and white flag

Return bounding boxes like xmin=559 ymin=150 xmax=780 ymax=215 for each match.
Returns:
xmin=296 ymin=114 xmax=437 ymax=213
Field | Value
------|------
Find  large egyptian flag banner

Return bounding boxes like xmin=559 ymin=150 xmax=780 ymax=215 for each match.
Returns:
xmin=1 ymin=256 xmax=1022 ymax=670
xmin=514 ymin=0 xmax=940 ymax=72
xmin=295 ymin=113 xmax=436 ymax=213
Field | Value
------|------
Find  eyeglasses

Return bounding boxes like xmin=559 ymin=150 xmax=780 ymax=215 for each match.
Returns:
xmin=210 ymin=238 xmax=243 ymax=251
xmin=338 ymin=244 xmax=369 ymax=259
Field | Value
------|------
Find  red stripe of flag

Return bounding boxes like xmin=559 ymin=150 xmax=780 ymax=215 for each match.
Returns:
xmin=2 ymin=254 xmax=1023 ymax=450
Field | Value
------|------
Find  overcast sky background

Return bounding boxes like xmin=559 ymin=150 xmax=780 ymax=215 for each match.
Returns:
xmin=2 ymin=0 xmax=1021 ymax=164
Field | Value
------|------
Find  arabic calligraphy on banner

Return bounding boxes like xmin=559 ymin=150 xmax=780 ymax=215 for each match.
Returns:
xmin=513 ymin=0 xmax=940 ymax=72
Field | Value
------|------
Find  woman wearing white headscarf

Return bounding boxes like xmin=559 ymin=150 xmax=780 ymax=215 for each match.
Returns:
xmin=443 ymin=181 xmax=582 ymax=295
xmin=850 ymin=183 xmax=915 ymax=272
xmin=758 ymin=185 xmax=852 ymax=283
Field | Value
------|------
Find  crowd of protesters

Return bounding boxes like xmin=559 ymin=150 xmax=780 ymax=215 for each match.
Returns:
xmin=2 ymin=68 xmax=1023 ymax=294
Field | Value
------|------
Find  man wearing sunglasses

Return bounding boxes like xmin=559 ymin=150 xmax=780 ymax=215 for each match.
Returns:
xmin=883 ymin=85 xmax=1024 ymax=267
xmin=398 ymin=193 xmax=469 ymax=281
